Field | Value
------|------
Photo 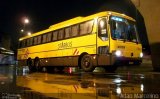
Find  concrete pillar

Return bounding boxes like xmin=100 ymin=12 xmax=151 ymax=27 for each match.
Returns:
xmin=0 ymin=35 xmax=11 ymax=50
xmin=131 ymin=0 xmax=160 ymax=71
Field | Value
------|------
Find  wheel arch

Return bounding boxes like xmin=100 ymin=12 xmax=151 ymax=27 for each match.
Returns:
xmin=34 ymin=57 xmax=40 ymax=61
xmin=34 ymin=57 xmax=40 ymax=66
xmin=27 ymin=57 xmax=32 ymax=65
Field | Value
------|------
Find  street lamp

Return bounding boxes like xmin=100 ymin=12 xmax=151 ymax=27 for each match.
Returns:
xmin=21 ymin=29 xmax=24 ymax=32
xmin=22 ymin=18 xmax=29 ymax=28
xmin=24 ymin=18 xmax=29 ymax=24
xmin=20 ymin=17 xmax=30 ymax=36
xmin=27 ymin=32 xmax=31 ymax=36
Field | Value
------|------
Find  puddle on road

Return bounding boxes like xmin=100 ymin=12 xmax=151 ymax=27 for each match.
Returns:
xmin=15 ymin=72 xmax=160 ymax=99
xmin=0 ymin=65 xmax=160 ymax=99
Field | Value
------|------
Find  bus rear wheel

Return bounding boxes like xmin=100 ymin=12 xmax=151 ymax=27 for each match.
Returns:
xmin=80 ymin=54 xmax=95 ymax=72
xmin=27 ymin=58 xmax=33 ymax=72
xmin=34 ymin=57 xmax=41 ymax=71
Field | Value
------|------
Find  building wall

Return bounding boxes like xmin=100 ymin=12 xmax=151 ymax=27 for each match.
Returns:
xmin=131 ymin=0 xmax=160 ymax=70
xmin=0 ymin=35 xmax=11 ymax=50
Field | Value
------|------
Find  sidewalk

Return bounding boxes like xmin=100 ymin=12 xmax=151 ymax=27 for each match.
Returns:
xmin=142 ymin=55 xmax=152 ymax=66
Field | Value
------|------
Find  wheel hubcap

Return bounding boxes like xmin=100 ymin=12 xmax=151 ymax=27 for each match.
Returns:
xmin=83 ymin=57 xmax=90 ymax=68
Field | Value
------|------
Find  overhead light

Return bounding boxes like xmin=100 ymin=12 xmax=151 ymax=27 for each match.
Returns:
xmin=27 ymin=32 xmax=31 ymax=36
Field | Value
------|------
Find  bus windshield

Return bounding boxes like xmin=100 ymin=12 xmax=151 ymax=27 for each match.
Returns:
xmin=110 ymin=16 xmax=140 ymax=43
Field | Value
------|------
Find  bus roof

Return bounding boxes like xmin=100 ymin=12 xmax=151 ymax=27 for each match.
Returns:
xmin=19 ymin=11 xmax=135 ymax=41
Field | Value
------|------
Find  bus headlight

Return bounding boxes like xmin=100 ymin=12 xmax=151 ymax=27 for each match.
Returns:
xmin=140 ymin=52 xmax=143 ymax=58
xmin=115 ymin=50 xmax=122 ymax=57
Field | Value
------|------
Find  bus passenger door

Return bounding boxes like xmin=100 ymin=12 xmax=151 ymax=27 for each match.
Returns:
xmin=97 ymin=17 xmax=110 ymax=66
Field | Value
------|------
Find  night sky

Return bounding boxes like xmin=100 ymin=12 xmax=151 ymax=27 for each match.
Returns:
xmin=0 ymin=0 xmax=149 ymax=51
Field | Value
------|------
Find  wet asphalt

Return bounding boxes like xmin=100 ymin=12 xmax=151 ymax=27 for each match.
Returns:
xmin=0 ymin=62 xmax=160 ymax=99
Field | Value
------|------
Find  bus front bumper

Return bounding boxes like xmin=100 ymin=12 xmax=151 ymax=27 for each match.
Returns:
xmin=96 ymin=54 xmax=142 ymax=66
xmin=111 ymin=55 xmax=142 ymax=66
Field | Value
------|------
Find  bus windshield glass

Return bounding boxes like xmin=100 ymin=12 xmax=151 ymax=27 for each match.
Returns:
xmin=110 ymin=16 xmax=140 ymax=43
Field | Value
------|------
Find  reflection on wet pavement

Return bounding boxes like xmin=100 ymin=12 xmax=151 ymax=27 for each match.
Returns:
xmin=0 ymin=65 xmax=160 ymax=99
xmin=0 ymin=65 xmax=21 ymax=99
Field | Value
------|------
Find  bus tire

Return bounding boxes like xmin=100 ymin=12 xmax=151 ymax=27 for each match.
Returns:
xmin=34 ymin=57 xmax=41 ymax=71
xmin=80 ymin=54 xmax=95 ymax=72
xmin=27 ymin=58 xmax=33 ymax=72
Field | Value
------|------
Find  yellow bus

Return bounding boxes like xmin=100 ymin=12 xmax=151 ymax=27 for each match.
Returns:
xmin=17 ymin=11 xmax=143 ymax=72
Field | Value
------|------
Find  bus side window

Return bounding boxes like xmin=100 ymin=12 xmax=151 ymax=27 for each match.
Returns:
xmin=34 ymin=36 xmax=38 ymax=45
xmin=21 ymin=40 xmax=24 ymax=48
xmin=42 ymin=34 xmax=47 ymax=43
xmin=25 ymin=39 xmax=27 ymax=47
xmin=37 ymin=35 xmax=42 ymax=44
xmin=58 ymin=29 xmax=64 ymax=40
xmin=98 ymin=18 xmax=108 ymax=41
xmin=22 ymin=40 xmax=26 ymax=47
xmin=19 ymin=41 xmax=22 ymax=48
xmin=29 ymin=38 xmax=33 ymax=46
xmin=80 ymin=20 xmax=94 ymax=35
xmin=27 ymin=39 xmax=30 ymax=46
xmin=65 ymin=27 xmax=71 ymax=38
xmin=53 ymin=31 xmax=58 ymax=41
xmin=46 ymin=32 xmax=52 ymax=42
xmin=71 ymin=25 xmax=79 ymax=37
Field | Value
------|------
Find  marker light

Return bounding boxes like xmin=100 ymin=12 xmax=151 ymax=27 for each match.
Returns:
xmin=140 ymin=52 xmax=143 ymax=58
xmin=141 ymin=84 xmax=144 ymax=92
xmin=116 ymin=87 xmax=121 ymax=94
xmin=111 ymin=16 xmax=123 ymax=22
xmin=93 ymin=56 xmax=96 ymax=59
xmin=115 ymin=50 xmax=122 ymax=57
xmin=28 ymin=32 xmax=31 ymax=36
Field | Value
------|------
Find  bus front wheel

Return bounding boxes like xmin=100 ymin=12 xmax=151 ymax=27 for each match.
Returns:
xmin=80 ymin=54 xmax=95 ymax=72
